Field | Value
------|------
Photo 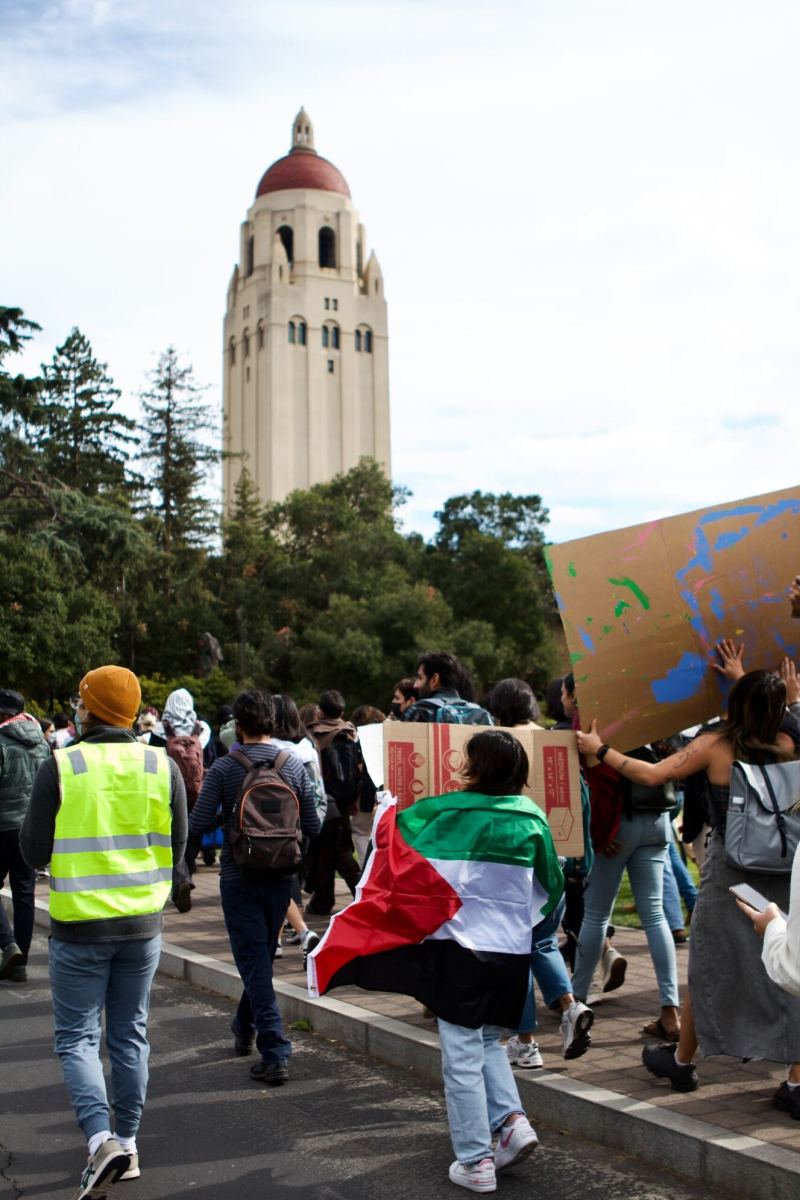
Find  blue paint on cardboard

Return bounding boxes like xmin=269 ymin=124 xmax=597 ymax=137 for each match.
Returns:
xmin=709 ymin=588 xmax=725 ymax=621
xmin=651 ymin=652 xmax=707 ymax=704
xmin=714 ymin=529 xmax=749 ymax=551
xmin=578 ymin=627 xmax=595 ymax=654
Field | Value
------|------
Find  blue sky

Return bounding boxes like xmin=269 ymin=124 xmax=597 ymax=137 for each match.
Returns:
xmin=3 ymin=0 xmax=800 ymax=544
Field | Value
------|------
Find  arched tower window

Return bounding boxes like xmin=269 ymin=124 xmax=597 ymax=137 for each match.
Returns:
xmin=331 ymin=325 xmax=340 ymax=350
xmin=229 ymin=337 xmax=236 ymax=365
xmin=318 ymin=226 xmax=336 ymax=269
xmin=355 ymin=329 xmax=362 ymax=352
xmin=322 ymin=323 xmax=340 ymax=350
xmin=322 ymin=325 xmax=329 ymax=348
xmin=243 ymin=328 xmax=250 ymax=358
xmin=257 ymin=321 xmax=264 ymax=350
xmin=298 ymin=321 xmax=307 ymax=346
xmin=277 ymin=224 xmax=294 ymax=265
xmin=288 ymin=321 xmax=296 ymax=345
xmin=246 ymin=234 xmax=254 ymax=276
xmin=364 ymin=330 xmax=373 ymax=353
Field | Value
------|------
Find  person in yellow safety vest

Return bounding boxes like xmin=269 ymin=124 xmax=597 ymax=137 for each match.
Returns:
xmin=20 ymin=665 xmax=187 ymax=1200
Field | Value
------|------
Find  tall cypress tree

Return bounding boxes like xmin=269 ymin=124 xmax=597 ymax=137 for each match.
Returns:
xmin=38 ymin=328 xmax=137 ymax=495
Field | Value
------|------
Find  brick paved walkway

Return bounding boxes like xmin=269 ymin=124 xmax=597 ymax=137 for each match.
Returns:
xmin=40 ymin=862 xmax=800 ymax=1157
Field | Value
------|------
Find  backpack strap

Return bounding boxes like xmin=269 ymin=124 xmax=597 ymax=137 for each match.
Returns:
xmin=230 ymin=749 xmax=254 ymax=771
xmin=273 ymin=750 xmax=292 ymax=772
xmin=758 ymin=764 xmax=789 ymax=860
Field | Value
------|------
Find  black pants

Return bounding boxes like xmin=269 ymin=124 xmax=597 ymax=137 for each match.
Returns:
xmin=304 ymin=814 xmax=361 ymax=913
xmin=0 ymin=828 xmax=36 ymax=960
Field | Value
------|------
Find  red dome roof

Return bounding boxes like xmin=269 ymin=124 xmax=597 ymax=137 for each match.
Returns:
xmin=256 ymin=150 xmax=351 ymax=199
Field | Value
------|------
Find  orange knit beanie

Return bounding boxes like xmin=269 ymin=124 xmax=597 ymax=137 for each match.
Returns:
xmin=79 ymin=666 xmax=142 ymax=727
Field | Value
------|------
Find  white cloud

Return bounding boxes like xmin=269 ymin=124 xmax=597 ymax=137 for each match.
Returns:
xmin=3 ymin=0 xmax=800 ymax=545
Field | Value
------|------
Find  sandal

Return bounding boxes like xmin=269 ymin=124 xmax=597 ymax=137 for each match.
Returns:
xmin=642 ymin=1018 xmax=680 ymax=1043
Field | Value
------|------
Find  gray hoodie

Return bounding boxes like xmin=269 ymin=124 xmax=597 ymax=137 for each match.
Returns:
xmin=0 ymin=714 xmax=50 ymax=833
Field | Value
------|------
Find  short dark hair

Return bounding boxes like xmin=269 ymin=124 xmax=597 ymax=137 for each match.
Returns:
xmin=53 ymin=711 xmax=70 ymax=729
xmin=233 ymin=689 xmax=274 ymax=737
xmin=563 ymin=673 xmax=575 ymax=697
xmin=462 ymin=730 xmax=529 ymax=796
xmin=545 ymin=679 xmax=566 ymax=723
xmin=318 ymin=689 xmax=345 ymax=718
xmin=393 ymin=677 xmax=417 ymax=701
xmin=416 ymin=651 xmax=463 ymax=692
xmin=489 ymin=678 xmax=540 ymax=727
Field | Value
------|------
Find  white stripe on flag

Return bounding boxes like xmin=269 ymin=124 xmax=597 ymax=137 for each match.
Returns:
xmin=425 ymin=859 xmax=547 ymax=955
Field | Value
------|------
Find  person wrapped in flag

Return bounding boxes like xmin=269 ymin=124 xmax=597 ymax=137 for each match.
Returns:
xmin=308 ymin=730 xmax=564 ymax=1193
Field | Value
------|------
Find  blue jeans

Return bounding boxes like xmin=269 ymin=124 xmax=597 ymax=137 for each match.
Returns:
xmin=572 ymin=811 xmax=678 ymax=1007
xmin=220 ymin=872 xmax=292 ymax=1067
xmin=663 ymin=837 xmax=698 ymax=931
xmin=669 ymin=838 xmax=697 ymax=910
xmin=438 ymin=1020 xmax=525 ymax=1164
xmin=49 ymin=934 xmax=162 ymax=1141
xmin=519 ymin=896 xmax=571 ymax=1032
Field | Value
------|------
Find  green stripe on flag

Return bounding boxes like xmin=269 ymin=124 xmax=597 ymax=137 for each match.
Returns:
xmin=397 ymin=792 xmax=549 ymax=868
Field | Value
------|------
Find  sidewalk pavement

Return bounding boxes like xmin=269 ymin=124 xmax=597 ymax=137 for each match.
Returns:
xmin=8 ymin=863 xmax=800 ymax=1200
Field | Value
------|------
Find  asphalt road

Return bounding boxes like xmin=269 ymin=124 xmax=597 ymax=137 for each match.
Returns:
xmin=2 ymin=936 xmax=715 ymax=1200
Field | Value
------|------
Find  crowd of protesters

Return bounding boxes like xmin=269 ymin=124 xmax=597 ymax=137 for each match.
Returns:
xmin=2 ymin=598 xmax=800 ymax=1197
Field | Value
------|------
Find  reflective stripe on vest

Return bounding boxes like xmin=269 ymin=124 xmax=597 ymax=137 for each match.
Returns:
xmin=51 ymin=742 xmax=172 ymax=923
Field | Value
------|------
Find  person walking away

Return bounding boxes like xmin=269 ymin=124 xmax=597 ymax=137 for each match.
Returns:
xmin=0 ymin=689 xmax=50 ymax=981
xmin=20 ymin=665 xmax=187 ymax=1199
xmin=187 ymin=690 xmax=320 ymax=1084
xmin=160 ymin=688 xmax=204 ymax=912
xmin=304 ymin=690 xmax=364 ymax=915
xmin=401 ymin=652 xmax=494 ymax=725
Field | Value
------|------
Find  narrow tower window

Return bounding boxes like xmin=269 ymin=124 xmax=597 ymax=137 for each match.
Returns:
xmin=355 ymin=329 xmax=362 ymax=352
xmin=298 ymin=321 xmax=307 ymax=345
xmin=322 ymin=325 xmax=329 ymax=348
xmin=288 ymin=321 xmax=296 ymax=344
xmin=277 ymin=224 xmax=294 ymax=265
xmin=257 ymin=321 xmax=264 ymax=350
xmin=243 ymin=329 xmax=250 ymax=358
xmin=318 ymin=226 xmax=336 ymax=269
xmin=246 ymin=235 xmax=254 ymax=276
xmin=327 ymin=360 xmax=334 ymax=373
xmin=331 ymin=326 xmax=340 ymax=350
xmin=365 ymin=330 xmax=373 ymax=353
xmin=229 ymin=338 xmax=236 ymax=365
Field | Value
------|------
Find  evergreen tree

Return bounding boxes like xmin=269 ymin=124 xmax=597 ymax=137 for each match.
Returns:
xmin=0 ymin=306 xmax=44 ymax=484
xmin=38 ymin=328 xmax=137 ymax=495
xmin=138 ymin=346 xmax=219 ymax=554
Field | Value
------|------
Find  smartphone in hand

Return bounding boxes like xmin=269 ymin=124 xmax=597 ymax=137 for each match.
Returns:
xmin=729 ymin=883 xmax=787 ymax=919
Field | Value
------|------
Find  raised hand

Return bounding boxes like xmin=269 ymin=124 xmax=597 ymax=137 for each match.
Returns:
xmin=711 ymin=638 xmax=745 ymax=681
xmin=575 ymin=718 xmax=603 ymax=758
xmin=780 ymin=657 xmax=800 ymax=706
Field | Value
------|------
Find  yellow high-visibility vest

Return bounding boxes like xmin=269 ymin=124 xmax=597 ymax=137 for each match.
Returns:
xmin=50 ymin=741 xmax=172 ymax=923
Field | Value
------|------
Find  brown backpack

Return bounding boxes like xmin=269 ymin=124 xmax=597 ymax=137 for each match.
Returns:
xmin=227 ymin=749 xmax=303 ymax=872
xmin=166 ymin=734 xmax=205 ymax=810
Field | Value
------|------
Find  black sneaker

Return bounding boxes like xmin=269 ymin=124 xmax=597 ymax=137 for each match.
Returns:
xmin=642 ymin=1043 xmax=699 ymax=1092
xmin=773 ymin=1081 xmax=800 ymax=1120
xmin=173 ymin=881 xmax=192 ymax=913
xmin=231 ymin=1020 xmax=254 ymax=1057
xmin=250 ymin=1060 xmax=288 ymax=1086
xmin=302 ymin=932 xmax=321 ymax=969
xmin=0 ymin=942 xmax=23 ymax=980
xmin=9 ymin=963 xmax=27 ymax=983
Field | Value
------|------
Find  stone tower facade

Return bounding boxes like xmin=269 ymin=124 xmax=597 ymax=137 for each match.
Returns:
xmin=222 ymin=109 xmax=391 ymax=509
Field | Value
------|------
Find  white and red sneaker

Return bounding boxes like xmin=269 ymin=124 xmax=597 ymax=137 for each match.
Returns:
xmin=448 ymin=1156 xmax=496 ymax=1193
xmin=494 ymin=1116 xmax=539 ymax=1172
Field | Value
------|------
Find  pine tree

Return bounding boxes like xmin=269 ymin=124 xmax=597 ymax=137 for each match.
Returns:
xmin=38 ymin=328 xmax=137 ymax=495
xmin=138 ymin=346 xmax=219 ymax=554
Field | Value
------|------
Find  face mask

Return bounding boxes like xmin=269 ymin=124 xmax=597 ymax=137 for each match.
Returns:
xmin=73 ymin=711 xmax=83 ymax=738
xmin=390 ymin=702 xmax=403 ymax=718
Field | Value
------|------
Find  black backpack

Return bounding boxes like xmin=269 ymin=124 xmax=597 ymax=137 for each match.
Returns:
xmin=320 ymin=733 xmax=361 ymax=806
xmin=227 ymin=749 xmax=302 ymax=871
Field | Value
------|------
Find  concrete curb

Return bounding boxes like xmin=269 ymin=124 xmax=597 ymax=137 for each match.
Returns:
xmin=5 ymin=888 xmax=799 ymax=1200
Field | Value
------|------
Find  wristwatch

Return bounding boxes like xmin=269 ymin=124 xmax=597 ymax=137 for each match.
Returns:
xmin=596 ymin=744 xmax=611 ymax=761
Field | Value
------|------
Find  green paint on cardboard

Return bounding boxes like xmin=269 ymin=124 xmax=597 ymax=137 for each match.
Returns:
xmin=568 ymin=561 xmax=577 ymax=577
xmin=608 ymin=576 xmax=652 ymax=611
xmin=576 ymin=675 xmax=589 ymax=683
xmin=586 ymin=616 xmax=593 ymax=624
xmin=603 ymin=624 xmax=613 ymax=634
xmin=614 ymin=600 xmax=633 ymax=618
xmin=543 ymin=545 xmax=554 ymax=579
xmin=570 ymin=652 xmax=584 ymax=664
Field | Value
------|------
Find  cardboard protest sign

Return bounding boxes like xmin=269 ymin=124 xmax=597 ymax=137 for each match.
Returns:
xmin=383 ymin=723 xmax=583 ymax=857
xmin=547 ymin=486 xmax=800 ymax=752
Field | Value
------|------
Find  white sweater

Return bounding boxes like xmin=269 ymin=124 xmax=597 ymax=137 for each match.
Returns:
xmin=762 ymin=842 xmax=800 ymax=997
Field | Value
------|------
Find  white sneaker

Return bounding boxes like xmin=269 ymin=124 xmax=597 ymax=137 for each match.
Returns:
xmin=273 ymin=938 xmax=283 ymax=959
xmin=505 ymin=1035 xmax=543 ymax=1069
xmin=561 ymin=1000 xmax=594 ymax=1059
xmin=601 ymin=945 xmax=627 ymax=993
xmin=448 ymin=1157 xmax=496 ymax=1193
xmin=494 ymin=1117 xmax=539 ymax=1172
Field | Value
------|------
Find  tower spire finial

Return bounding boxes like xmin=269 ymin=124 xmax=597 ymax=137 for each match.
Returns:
xmin=291 ymin=107 xmax=315 ymax=154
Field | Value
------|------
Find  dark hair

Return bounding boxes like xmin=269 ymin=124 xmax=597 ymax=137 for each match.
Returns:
xmin=489 ymin=678 xmax=540 ymax=727
xmin=217 ymin=704 xmax=234 ymax=726
xmin=351 ymin=704 xmax=386 ymax=726
xmin=416 ymin=651 xmax=465 ymax=693
xmin=318 ymin=689 xmax=345 ymax=718
xmin=272 ymin=693 xmax=306 ymax=741
xmin=563 ymin=673 xmax=575 ymax=697
xmin=393 ymin=678 xmax=417 ymax=701
xmin=39 ymin=718 xmax=54 ymax=734
xmin=462 ymin=730 xmax=529 ymax=796
xmin=53 ymin=712 xmax=70 ymax=729
xmin=233 ymin=689 xmax=274 ymax=737
xmin=545 ymin=679 xmax=566 ymax=724
xmin=717 ymin=670 xmax=790 ymax=763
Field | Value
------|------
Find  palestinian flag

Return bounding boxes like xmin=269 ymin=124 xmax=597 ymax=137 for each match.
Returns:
xmin=308 ymin=791 xmax=563 ymax=1029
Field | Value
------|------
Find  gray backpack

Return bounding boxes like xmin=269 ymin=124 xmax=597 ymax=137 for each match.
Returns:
xmin=227 ymin=750 xmax=302 ymax=871
xmin=725 ymin=761 xmax=800 ymax=874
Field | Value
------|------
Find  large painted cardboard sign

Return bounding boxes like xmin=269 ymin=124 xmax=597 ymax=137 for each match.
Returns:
xmin=382 ymin=723 xmax=583 ymax=857
xmin=547 ymin=486 xmax=800 ymax=752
